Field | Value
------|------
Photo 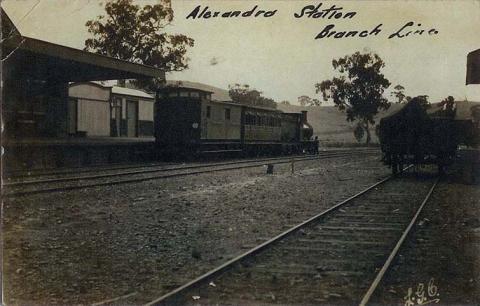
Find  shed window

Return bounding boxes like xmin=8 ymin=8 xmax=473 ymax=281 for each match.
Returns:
xmin=206 ymin=106 xmax=211 ymax=118
xmin=225 ymin=108 xmax=231 ymax=120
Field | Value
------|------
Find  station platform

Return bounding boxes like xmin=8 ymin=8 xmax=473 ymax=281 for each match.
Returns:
xmin=4 ymin=136 xmax=155 ymax=146
xmin=3 ymin=137 xmax=157 ymax=172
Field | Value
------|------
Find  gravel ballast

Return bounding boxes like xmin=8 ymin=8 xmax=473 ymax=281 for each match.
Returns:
xmin=4 ymin=154 xmax=390 ymax=305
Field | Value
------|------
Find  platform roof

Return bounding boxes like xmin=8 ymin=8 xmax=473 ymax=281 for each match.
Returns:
xmin=2 ymin=9 xmax=164 ymax=82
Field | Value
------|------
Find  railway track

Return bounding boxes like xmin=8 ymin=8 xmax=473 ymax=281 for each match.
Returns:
xmin=144 ymin=171 xmax=438 ymax=306
xmin=3 ymin=149 xmax=378 ymax=197
xmin=5 ymin=148 xmax=378 ymax=180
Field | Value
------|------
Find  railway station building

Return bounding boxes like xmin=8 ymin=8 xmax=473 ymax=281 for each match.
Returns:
xmin=1 ymin=9 xmax=164 ymax=171
xmin=68 ymin=82 xmax=155 ymax=138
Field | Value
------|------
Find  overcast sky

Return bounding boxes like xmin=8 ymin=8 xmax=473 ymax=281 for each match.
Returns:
xmin=3 ymin=0 xmax=480 ymax=104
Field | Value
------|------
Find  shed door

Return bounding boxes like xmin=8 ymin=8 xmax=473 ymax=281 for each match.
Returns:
xmin=111 ymin=98 xmax=121 ymax=137
xmin=126 ymin=100 xmax=138 ymax=137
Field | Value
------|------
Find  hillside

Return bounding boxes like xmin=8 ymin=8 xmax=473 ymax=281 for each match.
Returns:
xmin=277 ymin=104 xmax=404 ymax=145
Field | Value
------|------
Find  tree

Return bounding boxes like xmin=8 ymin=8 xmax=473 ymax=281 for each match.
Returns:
xmin=298 ymin=95 xmax=321 ymax=107
xmin=228 ymin=84 xmax=277 ymax=109
xmin=84 ymin=0 xmax=194 ymax=91
xmin=316 ymin=52 xmax=391 ymax=144
xmin=279 ymin=100 xmax=291 ymax=105
xmin=415 ymin=95 xmax=430 ymax=110
xmin=354 ymin=123 xmax=365 ymax=143
xmin=298 ymin=95 xmax=309 ymax=106
xmin=391 ymin=84 xmax=406 ymax=103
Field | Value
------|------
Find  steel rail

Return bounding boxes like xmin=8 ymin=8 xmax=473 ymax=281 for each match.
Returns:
xmin=144 ymin=170 xmax=401 ymax=306
xmin=4 ymin=151 xmax=367 ymax=187
xmin=3 ymin=152 xmax=370 ymax=197
xmin=5 ymin=148 xmax=379 ymax=179
xmin=359 ymin=176 xmax=439 ymax=306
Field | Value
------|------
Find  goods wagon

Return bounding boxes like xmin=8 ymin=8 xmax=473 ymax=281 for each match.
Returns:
xmin=378 ymin=98 xmax=460 ymax=174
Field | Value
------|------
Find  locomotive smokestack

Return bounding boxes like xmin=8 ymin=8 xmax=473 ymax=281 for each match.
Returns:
xmin=301 ymin=111 xmax=308 ymax=123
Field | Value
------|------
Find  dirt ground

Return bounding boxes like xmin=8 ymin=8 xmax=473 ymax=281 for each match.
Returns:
xmin=3 ymin=154 xmax=479 ymax=306
xmin=3 ymin=154 xmax=390 ymax=305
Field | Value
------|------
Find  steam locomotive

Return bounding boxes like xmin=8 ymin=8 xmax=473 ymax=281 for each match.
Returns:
xmin=154 ymin=84 xmax=315 ymax=158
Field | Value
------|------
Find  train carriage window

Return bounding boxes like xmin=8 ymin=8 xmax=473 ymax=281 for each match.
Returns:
xmin=168 ymin=92 xmax=178 ymax=97
xmin=225 ymin=108 xmax=231 ymax=120
xmin=180 ymin=91 xmax=189 ymax=97
xmin=206 ymin=106 xmax=211 ymax=118
xmin=190 ymin=91 xmax=200 ymax=98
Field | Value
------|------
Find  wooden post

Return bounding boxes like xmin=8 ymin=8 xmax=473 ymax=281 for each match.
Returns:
xmin=1 ymin=0 xmax=4 ymax=190
xmin=0 ymin=0 xmax=4 ymax=296
xmin=291 ymin=158 xmax=295 ymax=174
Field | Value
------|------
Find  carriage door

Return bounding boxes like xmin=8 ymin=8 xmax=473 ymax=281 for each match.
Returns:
xmin=126 ymin=100 xmax=138 ymax=137
xmin=67 ymin=98 xmax=77 ymax=135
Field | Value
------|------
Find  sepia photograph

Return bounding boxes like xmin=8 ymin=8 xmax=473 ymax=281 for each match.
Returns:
xmin=1 ymin=0 xmax=479 ymax=305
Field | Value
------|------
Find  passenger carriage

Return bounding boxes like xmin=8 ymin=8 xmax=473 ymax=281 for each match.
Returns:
xmin=154 ymin=83 xmax=315 ymax=158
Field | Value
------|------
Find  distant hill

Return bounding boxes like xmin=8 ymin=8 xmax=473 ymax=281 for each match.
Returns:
xmin=277 ymin=104 xmax=404 ymax=145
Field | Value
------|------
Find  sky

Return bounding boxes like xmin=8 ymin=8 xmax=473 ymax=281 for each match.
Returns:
xmin=3 ymin=0 xmax=480 ymax=105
